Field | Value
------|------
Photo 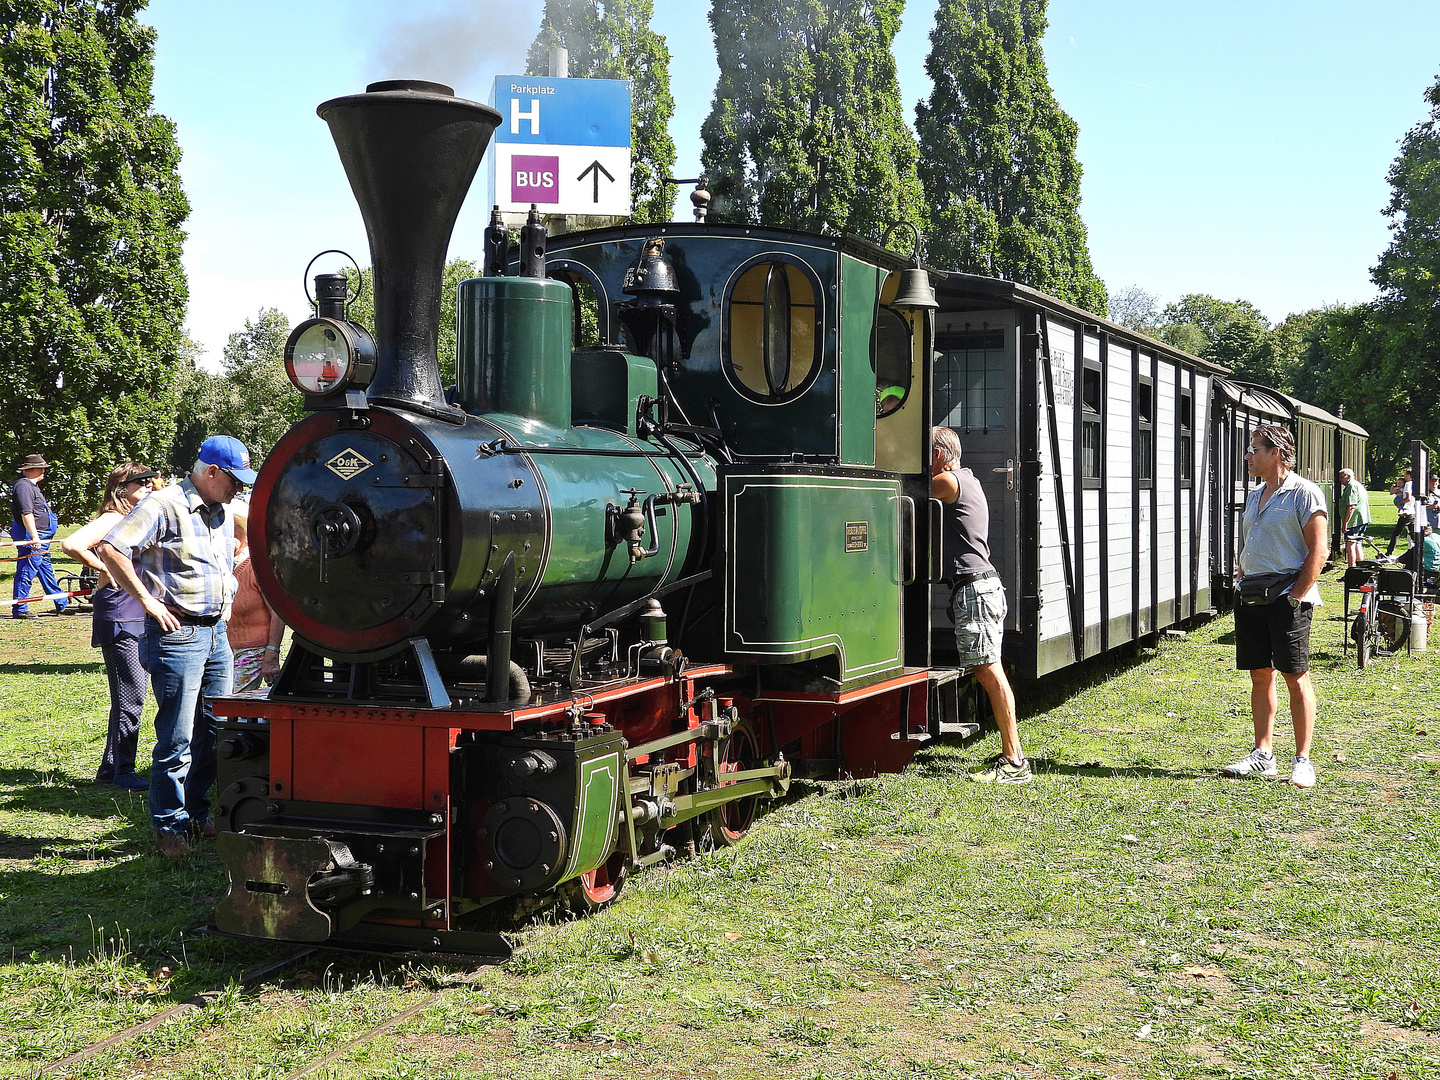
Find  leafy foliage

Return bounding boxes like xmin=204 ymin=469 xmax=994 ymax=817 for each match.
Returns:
xmin=1155 ymin=294 xmax=1278 ymax=383
xmin=700 ymin=0 xmax=925 ymax=241
xmin=1267 ymin=74 xmax=1440 ymax=479
xmin=1107 ymin=284 xmax=1161 ymax=334
xmin=526 ymin=0 xmax=677 ymax=223
xmin=344 ymin=259 xmax=479 ymax=390
xmin=168 ymin=309 xmax=302 ymax=471
xmin=916 ymin=0 xmax=1105 ymax=312
xmin=0 ymin=0 xmax=189 ymax=519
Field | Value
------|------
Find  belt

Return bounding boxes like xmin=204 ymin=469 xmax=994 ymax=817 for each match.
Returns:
xmin=945 ymin=570 xmax=998 ymax=590
xmin=150 ymin=610 xmax=223 ymax=627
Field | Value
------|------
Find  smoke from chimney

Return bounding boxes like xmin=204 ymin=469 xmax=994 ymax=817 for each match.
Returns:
xmin=367 ymin=0 xmax=542 ymax=93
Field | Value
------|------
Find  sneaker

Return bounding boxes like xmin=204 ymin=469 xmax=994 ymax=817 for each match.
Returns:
xmin=112 ymin=774 xmax=149 ymax=792
xmin=969 ymin=753 xmax=1034 ymax=785
xmin=1221 ymin=747 xmax=1278 ymax=778
xmin=1289 ymin=756 xmax=1317 ymax=789
xmin=12 ymin=609 xmax=33 ymax=620
xmin=155 ymin=831 xmax=189 ymax=858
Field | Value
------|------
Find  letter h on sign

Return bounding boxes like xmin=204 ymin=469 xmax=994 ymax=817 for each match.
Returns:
xmin=511 ymin=98 xmax=540 ymax=136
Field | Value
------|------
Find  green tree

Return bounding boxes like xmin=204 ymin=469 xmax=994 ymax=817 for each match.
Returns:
xmin=344 ymin=259 xmax=478 ymax=389
xmin=700 ymin=0 xmax=925 ymax=240
xmin=0 ymin=0 xmax=190 ymax=519
xmin=1156 ymin=294 xmax=1278 ymax=382
xmin=169 ymin=310 xmax=302 ymax=471
xmin=1107 ymin=284 xmax=1160 ymax=334
xmin=1361 ymin=72 xmax=1440 ymax=472
xmin=916 ymin=0 xmax=1105 ymax=312
xmin=526 ymin=0 xmax=676 ymax=223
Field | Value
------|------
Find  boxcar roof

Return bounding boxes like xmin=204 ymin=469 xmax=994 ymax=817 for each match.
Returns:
xmin=930 ymin=271 xmax=1229 ymax=377
xmin=1215 ymin=378 xmax=1292 ymax=418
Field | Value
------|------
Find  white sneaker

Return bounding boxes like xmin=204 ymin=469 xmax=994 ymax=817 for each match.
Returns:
xmin=1289 ymin=756 xmax=1317 ymax=788
xmin=1221 ymin=747 xmax=1278 ymax=778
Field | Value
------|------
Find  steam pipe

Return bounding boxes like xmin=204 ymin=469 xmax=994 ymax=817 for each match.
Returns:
xmin=317 ymin=80 xmax=501 ymax=422
xmin=485 ymin=552 xmax=517 ymax=703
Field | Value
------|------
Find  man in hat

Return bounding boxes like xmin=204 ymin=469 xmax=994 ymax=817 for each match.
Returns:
xmin=96 ymin=436 xmax=257 ymax=856
xmin=10 ymin=454 xmax=67 ymax=618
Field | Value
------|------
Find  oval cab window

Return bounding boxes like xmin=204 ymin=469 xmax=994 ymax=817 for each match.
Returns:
xmin=725 ymin=258 xmax=821 ymax=403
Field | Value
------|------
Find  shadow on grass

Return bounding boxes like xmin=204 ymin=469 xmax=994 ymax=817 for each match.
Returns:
xmin=1030 ymin=757 xmax=1213 ymax=781
xmin=1 ymin=660 xmax=104 ymax=675
xmin=0 ymin=769 xmax=152 ymax=820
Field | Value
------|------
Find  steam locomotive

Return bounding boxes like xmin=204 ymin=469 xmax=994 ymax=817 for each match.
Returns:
xmin=207 ymin=81 xmax=1366 ymax=964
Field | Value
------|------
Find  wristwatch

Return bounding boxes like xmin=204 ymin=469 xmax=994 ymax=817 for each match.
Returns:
xmin=1288 ymin=595 xmax=1301 ymax=610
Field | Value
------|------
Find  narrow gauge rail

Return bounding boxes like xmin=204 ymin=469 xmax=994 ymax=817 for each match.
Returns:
xmin=36 ymin=948 xmax=315 ymax=1075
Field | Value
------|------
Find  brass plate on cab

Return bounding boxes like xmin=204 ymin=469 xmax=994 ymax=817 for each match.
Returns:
xmin=845 ymin=521 xmax=869 ymax=552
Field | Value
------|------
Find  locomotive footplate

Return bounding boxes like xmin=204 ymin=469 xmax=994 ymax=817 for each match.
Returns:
xmin=214 ymin=810 xmax=445 ymax=944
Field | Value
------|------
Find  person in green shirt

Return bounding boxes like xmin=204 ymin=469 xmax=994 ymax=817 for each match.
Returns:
xmin=1338 ymin=468 xmax=1371 ymax=567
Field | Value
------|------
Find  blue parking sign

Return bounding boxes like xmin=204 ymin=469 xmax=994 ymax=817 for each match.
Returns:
xmin=490 ymin=76 xmax=631 ymax=148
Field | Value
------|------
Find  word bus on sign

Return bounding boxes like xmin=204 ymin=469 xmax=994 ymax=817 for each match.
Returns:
xmin=487 ymin=75 xmax=632 ymax=218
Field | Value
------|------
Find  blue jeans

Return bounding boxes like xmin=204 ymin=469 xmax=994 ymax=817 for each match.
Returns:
xmin=11 ymin=516 xmax=65 ymax=615
xmin=143 ymin=619 xmax=232 ymax=834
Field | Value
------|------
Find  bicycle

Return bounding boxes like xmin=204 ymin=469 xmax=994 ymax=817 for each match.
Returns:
xmin=1344 ymin=559 xmax=1414 ymax=669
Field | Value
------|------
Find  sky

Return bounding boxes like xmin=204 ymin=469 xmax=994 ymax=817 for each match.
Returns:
xmin=140 ymin=0 xmax=1440 ymax=370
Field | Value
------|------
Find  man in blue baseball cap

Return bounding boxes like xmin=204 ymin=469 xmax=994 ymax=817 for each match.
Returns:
xmin=97 ymin=435 xmax=255 ymax=856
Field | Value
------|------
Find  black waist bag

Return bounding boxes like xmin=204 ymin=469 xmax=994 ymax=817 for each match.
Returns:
xmin=1239 ymin=571 xmax=1298 ymax=606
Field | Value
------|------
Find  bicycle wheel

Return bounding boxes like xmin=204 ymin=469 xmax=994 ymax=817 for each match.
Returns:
xmin=1357 ymin=597 xmax=1374 ymax=669
xmin=1376 ymin=599 xmax=1411 ymax=655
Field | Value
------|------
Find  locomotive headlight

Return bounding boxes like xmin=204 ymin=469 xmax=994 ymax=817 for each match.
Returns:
xmin=284 ymin=317 xmax=377 ymax=396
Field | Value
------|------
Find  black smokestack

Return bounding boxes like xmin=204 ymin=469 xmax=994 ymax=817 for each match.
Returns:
xmin=318 ymin=80 xmax=501 ymax=420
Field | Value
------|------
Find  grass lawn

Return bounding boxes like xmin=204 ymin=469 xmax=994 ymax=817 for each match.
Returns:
xmin=2 ymin=498 xmax=1438 ymax=1078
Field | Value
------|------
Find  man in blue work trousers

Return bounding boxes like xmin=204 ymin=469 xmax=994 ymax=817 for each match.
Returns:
xmin=97 ymin=436 xmax=256 ymax=856
xmin=10 ymin=453 xmax=68 ymax=618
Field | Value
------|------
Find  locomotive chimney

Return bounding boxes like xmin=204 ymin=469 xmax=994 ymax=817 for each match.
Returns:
xmin=318 ymin=80 xmax=501 ymax=421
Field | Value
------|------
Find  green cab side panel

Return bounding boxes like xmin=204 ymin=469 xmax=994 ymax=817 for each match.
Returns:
xmin=839 ymin=254 xmax=880 ymax=467
xmin=723 ymin=468 xmax=903 ymax=683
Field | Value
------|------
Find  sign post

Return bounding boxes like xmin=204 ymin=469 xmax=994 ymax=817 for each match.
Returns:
xmin=488 ymin=75 xmax=631 ymax=222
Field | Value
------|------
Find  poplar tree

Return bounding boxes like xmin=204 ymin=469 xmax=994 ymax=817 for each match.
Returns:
xmin=700 ymin=0 xmax=926 ymax=241
xmin=526 ymin=0 xmax=676 ymax=223
xmin=916 ymin=0 xmax=1106 ymax=312
xmin=0 ymin=0 xmax=189 ymax=517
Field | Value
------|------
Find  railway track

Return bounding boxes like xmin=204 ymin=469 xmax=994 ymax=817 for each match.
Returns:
xmin=36 ymin=947 xmax=316 ymax=1076
xmin=34 ymin=944 xmax=506 ymax=1079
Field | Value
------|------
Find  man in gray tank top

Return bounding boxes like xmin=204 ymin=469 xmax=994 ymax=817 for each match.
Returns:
xmin=932 ymin=427 xmax=1030 ymax=784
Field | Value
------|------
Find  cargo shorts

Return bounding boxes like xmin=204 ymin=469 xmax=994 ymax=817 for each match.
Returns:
xmin=951 ymin=575 xmax=1007 ymax=667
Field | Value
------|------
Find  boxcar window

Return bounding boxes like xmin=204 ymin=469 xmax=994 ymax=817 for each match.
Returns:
xmin=1178 ymin=388 xmax=1193 ymax=487
xmin=935 ymin=329 xmax=1006 ymax=430
xmin=1137 ymin=377 xmax=1154 ymax=487
xmin=871 ymin=306 xmax=912 ymax=418
xmin=726 ymin=259 xmax=820 ymax=402
xmin=1081 ymin=361 xmax=1102 ymax=484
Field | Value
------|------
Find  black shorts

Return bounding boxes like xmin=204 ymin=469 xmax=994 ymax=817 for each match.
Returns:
xmin=1344 ymin=523 xmax=1369 ymax=541
xmin=1235 ymin=599 xmax=1313 ymax=674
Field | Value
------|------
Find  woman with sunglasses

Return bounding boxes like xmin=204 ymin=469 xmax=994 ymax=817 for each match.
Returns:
xmin=60 ymin=462 xmax=160 ymax=790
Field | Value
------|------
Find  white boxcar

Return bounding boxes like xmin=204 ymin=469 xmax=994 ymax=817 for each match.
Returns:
xmin=930 ymin=275 xmax=1224 ymax=680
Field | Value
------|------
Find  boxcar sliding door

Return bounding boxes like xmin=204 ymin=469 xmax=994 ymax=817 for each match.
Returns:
xmin=931 ymin=311 xmax=1020 ymax=655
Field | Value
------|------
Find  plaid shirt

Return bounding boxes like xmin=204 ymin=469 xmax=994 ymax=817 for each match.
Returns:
xmin=102 ymin=479 xmax=237 ymax=618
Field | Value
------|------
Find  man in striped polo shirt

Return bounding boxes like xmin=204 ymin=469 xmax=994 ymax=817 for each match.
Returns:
xmin=98 ymin=436 xmax=257 ymax=856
